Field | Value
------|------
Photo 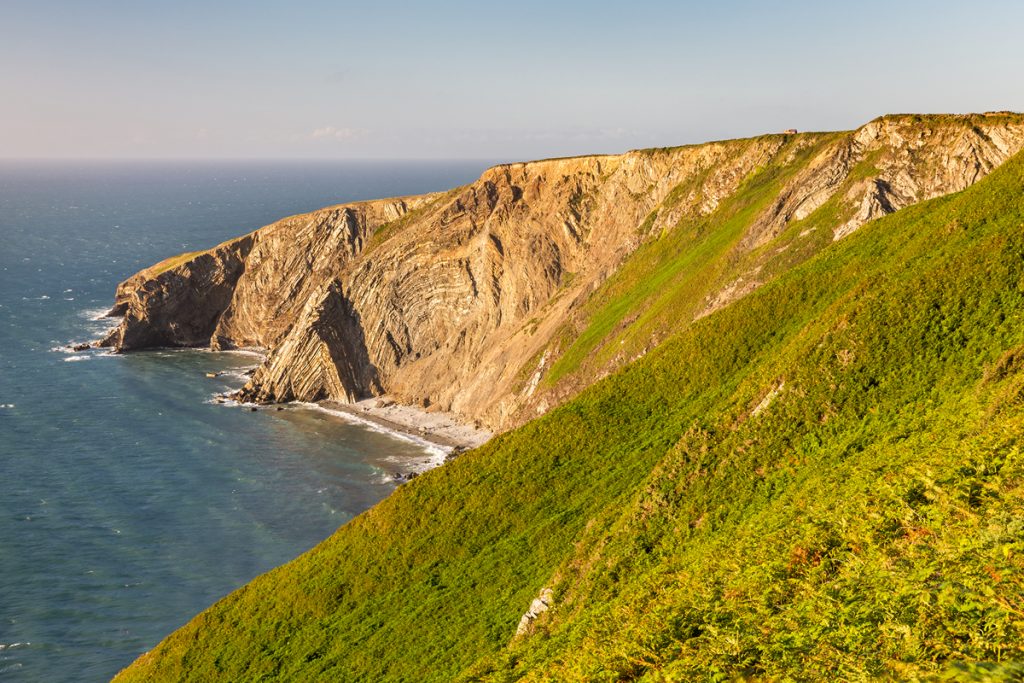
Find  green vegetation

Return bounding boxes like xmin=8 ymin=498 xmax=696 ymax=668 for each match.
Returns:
xmin=142 ymin=232 xmax=254 ymax=278
xmin=545 ymin=132 xmax=843 ymax=386
xmin=636 ymin=209 xmax=658 ymax=237
xmin=877 ymin=112 xmax=1024 ymax=128
xmin=118 ymin=151 xmax=1024 ymax=681
xmin=476 ymin=153 xmax=1024 ymax=681
xmin=636 ymin=131 xmax=814 ymax=158
xmin=144 ymin=250 xmax=203 ymax=277
xmin=367 ymin=188 xmax=461 ymax=251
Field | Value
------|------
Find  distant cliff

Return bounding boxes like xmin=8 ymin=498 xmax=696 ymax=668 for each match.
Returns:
xmin=101 ymin=113 xmax=1024 ymax=431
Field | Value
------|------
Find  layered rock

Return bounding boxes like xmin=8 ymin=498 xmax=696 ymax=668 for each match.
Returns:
xmin=515 ymin=588 xmax=554 ymax=638
xmin=211 ymin=197 xmax=437 ymax=350
xmin=101 ymin=113 xmax=1024 ymax=432
xmin=101 ymin=234 xmax=254 ymax=349
xmin=236 ymin=279 xmax=382 ymax=403
xmin=745 ymin=114 xmax=1024 ymax=247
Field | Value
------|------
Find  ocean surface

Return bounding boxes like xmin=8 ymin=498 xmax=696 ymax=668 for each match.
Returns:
xmin=0 ymin=160 xmax=492 ymax=681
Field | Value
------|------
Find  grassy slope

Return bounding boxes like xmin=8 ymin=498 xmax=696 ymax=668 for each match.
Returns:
xmin=544 ymin=132 xmax=847 ymax=388
xmin=118 ymin=153 xmax=1024 ymax=681
xmin=473 ymin=154 xmax=1024 ymax=683
xmin=475 ymin=152 xmax=1024 ymax=682
xmin=545 ymin=115 xmax=1024 ymax=401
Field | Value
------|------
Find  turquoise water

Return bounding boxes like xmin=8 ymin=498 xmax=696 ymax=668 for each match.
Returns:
xmin=0 ymin=160 xmax=490 ymax=681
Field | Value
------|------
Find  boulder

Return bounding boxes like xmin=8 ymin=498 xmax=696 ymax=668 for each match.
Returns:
xmin=515 ymin=588 xmax=554 ymax=637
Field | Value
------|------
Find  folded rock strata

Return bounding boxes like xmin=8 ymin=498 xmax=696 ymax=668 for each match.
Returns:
xmin=101 ymin=113 xmax=1024 ymax=432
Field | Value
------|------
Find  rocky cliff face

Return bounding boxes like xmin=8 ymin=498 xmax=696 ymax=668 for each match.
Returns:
xmin=102 ymin=234 xmax=255 ymax=349
xmin=102 ymin=113 xmax=1024 ymax=432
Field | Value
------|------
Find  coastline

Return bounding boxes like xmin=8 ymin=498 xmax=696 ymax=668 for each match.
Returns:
xmin=83 ymin=333 xmax=491 ymax=465
xmin=86 ymin=319 xmax=490 ymax=457
xmin=316 ymin=398 xmax=492 ymax=454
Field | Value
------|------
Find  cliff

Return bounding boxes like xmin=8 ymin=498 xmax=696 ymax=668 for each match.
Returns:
xmin=101 ymin=113 xmax=1024 ymax=433
xmin=114 ymin=130 xmax=1024 ymax=682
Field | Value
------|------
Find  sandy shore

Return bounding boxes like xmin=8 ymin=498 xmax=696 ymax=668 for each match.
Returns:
xmin=319 ymin=398 xmax=492 ymax=452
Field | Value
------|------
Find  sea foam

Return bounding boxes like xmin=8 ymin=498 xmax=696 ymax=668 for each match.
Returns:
xmin=299 ymin=402 xmax=450 ymax=468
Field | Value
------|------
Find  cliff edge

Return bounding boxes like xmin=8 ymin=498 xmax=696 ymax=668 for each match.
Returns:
xmin=101 ymin=113 xmax=1024 ymax=433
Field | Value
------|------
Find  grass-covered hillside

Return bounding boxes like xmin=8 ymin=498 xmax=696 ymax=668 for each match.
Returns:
xmin=117 ymin=151 xmax=1024 ymax=681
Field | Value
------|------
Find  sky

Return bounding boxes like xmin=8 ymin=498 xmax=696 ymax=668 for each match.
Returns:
xmin=2 ymin=0 xmax=1023 ymax=160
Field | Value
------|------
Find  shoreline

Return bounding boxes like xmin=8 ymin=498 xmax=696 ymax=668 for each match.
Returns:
xmin=317 ymin=398 xmax=492 ymax=454
xmin=85 ymin=319 xmax=491 ymax=461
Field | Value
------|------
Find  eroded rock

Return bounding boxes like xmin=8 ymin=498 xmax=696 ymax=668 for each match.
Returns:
xmin=515 ymin=587 xmax=554 ymax=638
xmin=100 ymin=114 xmax=1024 ymax=433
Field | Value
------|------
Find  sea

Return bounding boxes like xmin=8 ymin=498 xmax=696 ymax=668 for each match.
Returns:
xmin=0 ymin=159 xmax=492 ymax=681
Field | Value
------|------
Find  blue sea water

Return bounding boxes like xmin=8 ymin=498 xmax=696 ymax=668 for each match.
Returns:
xmin=0 ymin=160 xmax=491 ymax=681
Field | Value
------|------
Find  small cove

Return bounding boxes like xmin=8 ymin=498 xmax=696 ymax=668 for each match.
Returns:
xmin=0 ymin=159 xmax=490 ymax=681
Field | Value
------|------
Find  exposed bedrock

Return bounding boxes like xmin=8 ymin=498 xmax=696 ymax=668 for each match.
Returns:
xmin=102 ymin=113 xmax=1024 ymax=432
xmin=236 ymin=279 xmax=382 ymax=403
xmin=101 ymin=234 xmax=254 ymax=349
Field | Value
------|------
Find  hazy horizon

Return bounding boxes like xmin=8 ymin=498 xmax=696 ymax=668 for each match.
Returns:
xmin=3 ymin=112 xmax=1021 ymax=164
xmin=4 ymin=0 xmax=1023 ymax=160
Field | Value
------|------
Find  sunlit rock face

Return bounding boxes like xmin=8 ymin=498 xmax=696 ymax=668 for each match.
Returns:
xmin=102 ymin=114 xmax=1024 ymax=431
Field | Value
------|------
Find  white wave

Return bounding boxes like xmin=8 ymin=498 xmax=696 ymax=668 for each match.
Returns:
xmin=0 ymin=642 xmax=31 ymax=650
xmin=206 ymin=394 xmax=258 ymax=409
xmin=78 ymin=307 xmax=122 ymax=341
xmin=81 ymin=307 xmax=113 ymax=321
xmin=63 ymin=355 xmax=89 ymax=362
xmin=299 ymin=402 xmax=450 ymax=466
xmin=209 ymin=395 xmax=450 ymax=470
xmin=0 ymin=404 xmax=14 ymax=409
xmin=220 ymin=369 xmax=255 ymax=382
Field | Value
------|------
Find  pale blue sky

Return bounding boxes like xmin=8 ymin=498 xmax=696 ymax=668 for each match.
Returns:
xmin=2 ymin=0 xmax=1022 ymax=159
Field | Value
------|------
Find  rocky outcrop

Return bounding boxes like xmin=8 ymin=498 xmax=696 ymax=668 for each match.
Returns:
xmin=744 ymin=114 xmax=1024 ymax=248
xmin=830 ymin=115 xmax=1022 ymax=240
xmin=834 ymin=177 xmax=913 ymax=241
xmin=101 ymin=235 xmax=255 ymax=349
xmin=210 ymin=198 xmax=437 ymax=351
xmin=235 ymin=279 xmax=382 ymax=403
xmin=515 ymin=588 xmax=554 ymax=638
xmin=101 ymin=113 xmax=1024 ymax=433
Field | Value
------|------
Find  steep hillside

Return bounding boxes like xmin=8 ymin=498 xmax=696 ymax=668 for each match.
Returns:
xmin=100 ymin=114 xmax=1024 ymax=432
xmin=115 ymin=138 xmax=1024 ymax=680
